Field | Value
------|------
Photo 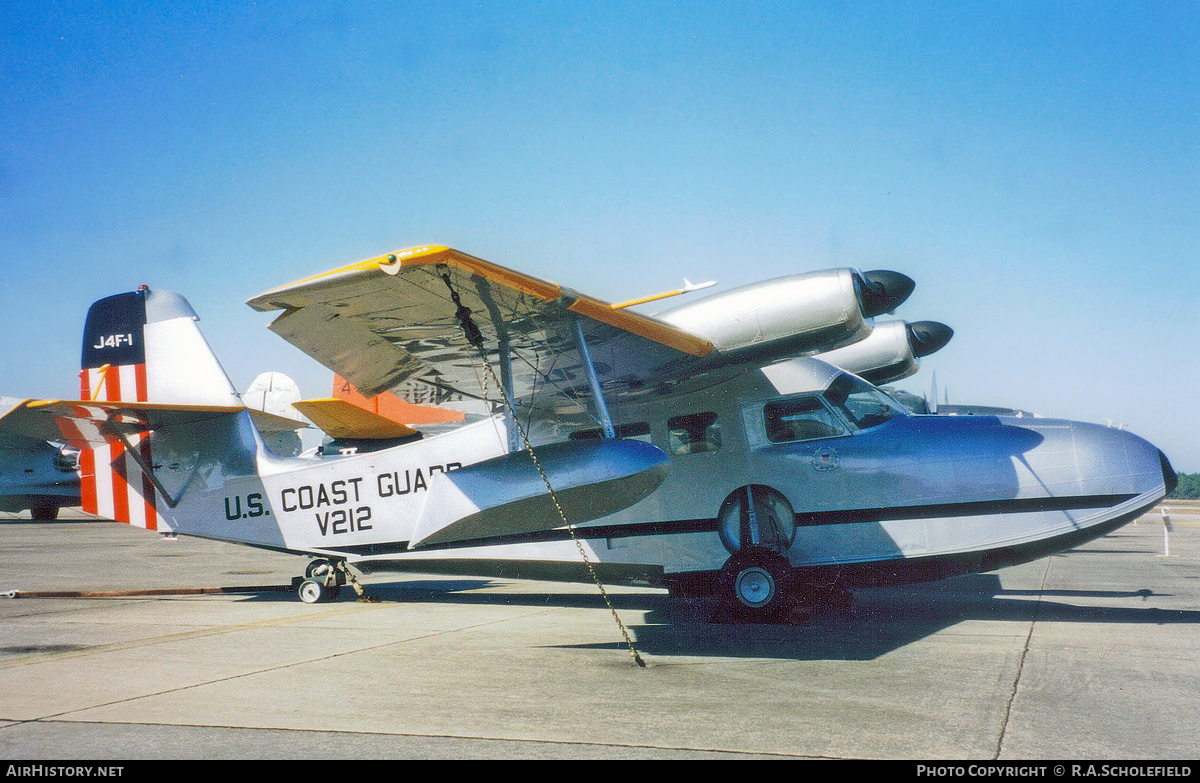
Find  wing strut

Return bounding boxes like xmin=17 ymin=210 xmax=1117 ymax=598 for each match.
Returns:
xmin=497 ymin=330 xmax=519 ymax=452
xmin=438 ymin=270 xmax=645 ymax=667
xmin=572 ymin=317 xmax=616 ymax=439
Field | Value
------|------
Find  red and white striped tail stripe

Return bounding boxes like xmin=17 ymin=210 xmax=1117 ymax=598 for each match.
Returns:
xmin=79 ymin=364 xmax=161 ymax=530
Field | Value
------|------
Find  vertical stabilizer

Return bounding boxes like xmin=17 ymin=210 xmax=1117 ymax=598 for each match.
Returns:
xmin=78 ymin=287 xmax=241 ymax=528
xmin=244 ymin=371 xmax=306 ymax=456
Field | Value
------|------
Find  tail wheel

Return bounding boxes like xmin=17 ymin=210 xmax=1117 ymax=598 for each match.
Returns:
xmin=297 ymin=578 xmax=340 ymax=604
xmin=718 ymin=547 xmax=798 ymax=622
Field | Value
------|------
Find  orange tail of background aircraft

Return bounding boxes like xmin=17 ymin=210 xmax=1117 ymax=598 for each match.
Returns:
xmin=331 ymin=374 xmax=465 ymax=426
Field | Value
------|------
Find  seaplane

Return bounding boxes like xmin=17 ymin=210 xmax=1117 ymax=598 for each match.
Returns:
xmin=0 ymin=245 xmax=1176 ymax=621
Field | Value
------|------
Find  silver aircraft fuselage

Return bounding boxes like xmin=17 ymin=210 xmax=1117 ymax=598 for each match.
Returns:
xmin=337 ymin=357 xmax=1173 ymax=591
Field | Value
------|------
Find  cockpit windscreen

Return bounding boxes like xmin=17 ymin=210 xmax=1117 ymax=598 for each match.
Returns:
xmin=823 ymin=373 xmax=910 ymax=430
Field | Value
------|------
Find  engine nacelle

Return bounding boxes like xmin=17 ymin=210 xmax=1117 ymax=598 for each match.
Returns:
xmin=818 ymin=320 xmax=953 ymax=385
xmin=656 ymin=269 xmax=914 ymax=364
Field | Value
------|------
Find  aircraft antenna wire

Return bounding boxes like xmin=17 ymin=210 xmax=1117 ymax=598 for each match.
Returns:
xmin=439 ymin=271 xmax=647 ymax=668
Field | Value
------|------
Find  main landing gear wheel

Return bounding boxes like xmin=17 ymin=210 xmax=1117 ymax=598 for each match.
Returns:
xmin=718 ymin=547 xmax=798 ymax=623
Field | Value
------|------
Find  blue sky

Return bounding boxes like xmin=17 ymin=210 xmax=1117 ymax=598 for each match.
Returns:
xmin=2 ymin=2 xmax=1198 ymax=469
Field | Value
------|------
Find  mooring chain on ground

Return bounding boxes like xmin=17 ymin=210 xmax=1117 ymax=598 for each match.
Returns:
xmin=440 ymin=271 xmax=646 ymax=668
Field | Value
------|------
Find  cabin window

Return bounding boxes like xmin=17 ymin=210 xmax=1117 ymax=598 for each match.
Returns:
xmin=568 ymin=422 xmax=651 ymax=441
xmin=764 ymin=396 xmax=848 ymax=443
xmin=822 ymin=373 xmax=908 ymax=431
xmin=667 ymin=412 xmax=721 ymax=455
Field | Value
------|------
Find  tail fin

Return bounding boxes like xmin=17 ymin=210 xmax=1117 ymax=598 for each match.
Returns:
xmin=243 ymin=371 xmax=308 ymax=457
xmin=78 ymin=287 xmax=240 ymax=528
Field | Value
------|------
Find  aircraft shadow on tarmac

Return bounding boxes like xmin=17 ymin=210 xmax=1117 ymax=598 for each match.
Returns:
xmin=19 ymin=517 xmax=1191 ymax=663
xmin=229 ymin=569 xmax=1199 ymax=663
xmin=606 ymin=577 xmax=1196 ymax=662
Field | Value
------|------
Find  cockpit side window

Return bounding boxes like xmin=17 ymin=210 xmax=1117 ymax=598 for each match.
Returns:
xmin=823 ymin=373 xmax=908 ymax=431
xmin=667 ymin=412 xmax=722 ymax=455
xmin=764 ymin=396 xmax=849 ymax=443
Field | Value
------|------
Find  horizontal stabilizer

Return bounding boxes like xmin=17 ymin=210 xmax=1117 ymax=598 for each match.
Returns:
xmin=0 ymin=399 xmax=243 ymax=447
xmin=409 ymin=439 xmax=670 ymax=548
xmin=292 ymin=398 xmax=420 ymax=439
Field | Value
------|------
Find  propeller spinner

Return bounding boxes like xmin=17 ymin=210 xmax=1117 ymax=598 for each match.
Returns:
xmin=857 ymin=270 xmax=916 ymax=318
xmin=906 ymin=321 xmax=954 ymax=358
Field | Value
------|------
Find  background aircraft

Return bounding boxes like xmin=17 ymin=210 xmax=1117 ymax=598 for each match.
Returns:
xmin=0 ymin=397 xmax=80 ymax=520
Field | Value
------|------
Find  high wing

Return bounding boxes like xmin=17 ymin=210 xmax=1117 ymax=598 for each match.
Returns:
xmin=246 ymin=246 xmax=717 ymax=429
xmin=245 ymin=245 xmax=913 ymax=436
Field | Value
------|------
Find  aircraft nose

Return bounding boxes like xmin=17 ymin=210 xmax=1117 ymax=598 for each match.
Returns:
xmin=1159 ymin=449 xmax=1178 ymax=495
xmin=1066 ymin=422 xmax=1173 ymax=500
